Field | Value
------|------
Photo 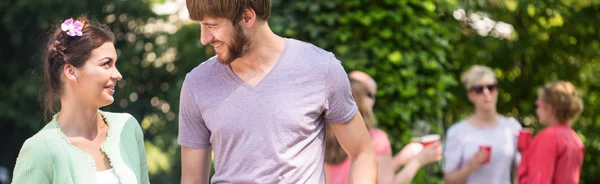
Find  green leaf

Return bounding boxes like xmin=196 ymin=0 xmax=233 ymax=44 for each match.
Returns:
xmin=388 ymin=51 xmax=403 ymax=63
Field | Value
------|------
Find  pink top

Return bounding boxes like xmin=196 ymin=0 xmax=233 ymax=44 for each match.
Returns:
xmin=325 ymin=128 xmax=392 ymax=184
xmin=518 ymin=124 xmax=585 ymax=184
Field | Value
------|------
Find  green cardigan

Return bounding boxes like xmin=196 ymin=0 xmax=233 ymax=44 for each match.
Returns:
xmin=12 ymin=111 xmax=149 ymax=184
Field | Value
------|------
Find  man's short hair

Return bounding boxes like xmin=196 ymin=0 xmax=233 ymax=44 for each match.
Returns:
xmin=186 ymin=0 xmax=271 ymax=22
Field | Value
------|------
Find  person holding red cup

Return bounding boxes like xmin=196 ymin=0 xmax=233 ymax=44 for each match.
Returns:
xmin=518 ymin=81 xmax=585 ymax=184
xmin=421 ymin=134 xmax=444 ymax=160
xmin=478 ymin=145 xmax=492 ymax=164
xmin=444 ymin=65 xmax=522 ymax=184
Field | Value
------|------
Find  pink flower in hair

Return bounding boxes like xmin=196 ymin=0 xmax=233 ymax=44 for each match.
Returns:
xmin=61 ymin=19 xmax=83 ymax=36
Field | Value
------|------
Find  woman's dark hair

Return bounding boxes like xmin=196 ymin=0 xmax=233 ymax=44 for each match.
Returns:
xmin=41 ymin=16 xmax=115 ymax=119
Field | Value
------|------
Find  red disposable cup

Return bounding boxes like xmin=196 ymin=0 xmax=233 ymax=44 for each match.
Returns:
xmin=518 ymin=128 xmax=533 ymax=151
xmin=479 ymin=145 xmax=492 ymax=164
xmin=421 ymin=134 xmax=440 ymax=147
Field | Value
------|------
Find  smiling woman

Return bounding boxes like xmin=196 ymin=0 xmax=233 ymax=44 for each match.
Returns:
xmin=11 ymin=16 xmax=149 ymax=184
xmin=41 ymin=16 xmax=117 ymax=117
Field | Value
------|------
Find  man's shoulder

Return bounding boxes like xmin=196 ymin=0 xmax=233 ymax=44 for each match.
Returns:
xmin=188 ymin=56 xmax=219 ymax=76
xmin=284 ymin=38 xmax=343 ymax=78
xmin=288 ymin=39 xmax=330 ymax=54
xmin=183 ymin=56 xmax=223 ymax=84
xmin=286 ymin=38 xmax=336 ymax=62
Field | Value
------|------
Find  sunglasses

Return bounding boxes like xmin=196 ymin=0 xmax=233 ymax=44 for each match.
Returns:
xmin=366 ymin=91 xmax=375 ymax=99
xmin=535 ymin=100 xmax=548 ymax=108
xmin=469 ymin=84 xmax=497 ymax=94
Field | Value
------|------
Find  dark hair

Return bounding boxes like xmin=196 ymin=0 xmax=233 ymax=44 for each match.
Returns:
xmin=325 ymin=78 xmax=376 ymax=165
xmin=539 ymin=80 xmax=584 ymax=124
xmin=186 ymin=0 xmax=271 ymax=22
xmin=42 ymin=16 xmax=115 ymax=119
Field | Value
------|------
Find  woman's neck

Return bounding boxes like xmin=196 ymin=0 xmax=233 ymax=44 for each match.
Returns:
xmin=470 ymin=109 xmax=499 ymax=128
xmin=57 ymin=98 xmax=103 ymax=140
xmin=544 ymin=118 xmax=562 ymax=127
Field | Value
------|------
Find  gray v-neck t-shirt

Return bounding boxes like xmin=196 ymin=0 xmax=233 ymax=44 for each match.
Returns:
xmin=178 ymin=38 xmax=357 ymax=183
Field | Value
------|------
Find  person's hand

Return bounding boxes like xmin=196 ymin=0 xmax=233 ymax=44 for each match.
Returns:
xmin=468 ymin=150 xmax=489 ymax=170
xmin=400 ymin=143 xmax=424 ymax=160
xmin=414 ymin=142 xmax=442 ymax=167
xmin=392 ymin=142 xmax=424 ymax=169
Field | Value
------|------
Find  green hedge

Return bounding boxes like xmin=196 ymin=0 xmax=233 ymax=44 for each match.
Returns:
xmin=1 ymin=0 xmax=599 ymax=183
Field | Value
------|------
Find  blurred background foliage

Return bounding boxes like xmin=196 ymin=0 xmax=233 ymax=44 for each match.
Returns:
xmin=1 ymin=0 xmax=598 ymax=183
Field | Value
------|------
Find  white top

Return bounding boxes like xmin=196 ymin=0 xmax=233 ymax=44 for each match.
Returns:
xmin=96 ymin=168 xmax=119 ymax=184
xmin=443 ymin=116 xmax=522 ymax=184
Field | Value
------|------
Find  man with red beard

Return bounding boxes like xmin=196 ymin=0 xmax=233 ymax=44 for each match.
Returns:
xmin=177 ymin=1 xmax=377 ymax=183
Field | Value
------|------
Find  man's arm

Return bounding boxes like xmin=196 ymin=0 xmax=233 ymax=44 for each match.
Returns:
xmin=329 ymin=112 xmax=377 ymax=183
xmin=181 ymin=146 xmax=212 ymax=184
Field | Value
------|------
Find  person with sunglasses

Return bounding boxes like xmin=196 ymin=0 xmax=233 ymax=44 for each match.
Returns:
xmin=444 ymin=65 xmax=522 ymax=184
xmin=324 ymin=71 xmax=442 ymax=184
xmin=518 ymin=81 xmax=584 ymax=184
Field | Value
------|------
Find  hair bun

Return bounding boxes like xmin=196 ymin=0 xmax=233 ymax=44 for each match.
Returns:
xmin=76 ymin=16 xmax=90 ymax=29
xmin=541 ymin=80 xmax=584 ymax=123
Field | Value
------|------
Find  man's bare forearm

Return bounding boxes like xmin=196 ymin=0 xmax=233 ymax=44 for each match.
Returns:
xmin=348 ymin=150 xmax=377 ymax=184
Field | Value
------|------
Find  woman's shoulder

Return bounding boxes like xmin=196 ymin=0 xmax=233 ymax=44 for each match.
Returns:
xmin=101 ymin=111 xmax=136 ymax=121
xmin=368 ymin=128 xmax=392 ymax=155
xmin=101 ymin=111 xmax=139 ymax=127
xmin=368 ymin=128 xmax=390 ymax=143
xmin=368 ymin=128 xmax=388 ymax=137
xmin=25 ymin=120 xmax=63 ymax=146
xmin=536 ymin=125 xmax=561 ymax=137
xmin=101 ymin=111 xmax=144 ymax=139
xmin=19 ymin=127 xmax=61 ymax=157
xmin=13 ymin=127 xmax=59 ymax=181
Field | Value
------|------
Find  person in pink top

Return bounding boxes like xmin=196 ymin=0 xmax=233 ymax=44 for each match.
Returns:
xmin=324 ymin=71 xmax=442 ymax=184
xmin=518 ymin=81 xmax=585 ymax=184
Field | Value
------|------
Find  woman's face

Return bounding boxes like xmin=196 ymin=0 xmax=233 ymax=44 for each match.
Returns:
xmin=467 ymin=80 xmax=498 ymax=112
xmin=71 ymin=42 xmax=122 ymax=108
xmin=535 ymin=98 xmax=554 ymax=126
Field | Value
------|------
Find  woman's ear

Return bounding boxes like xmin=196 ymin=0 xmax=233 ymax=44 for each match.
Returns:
xmin=63 ymin=64 xmax=78 ymax=82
